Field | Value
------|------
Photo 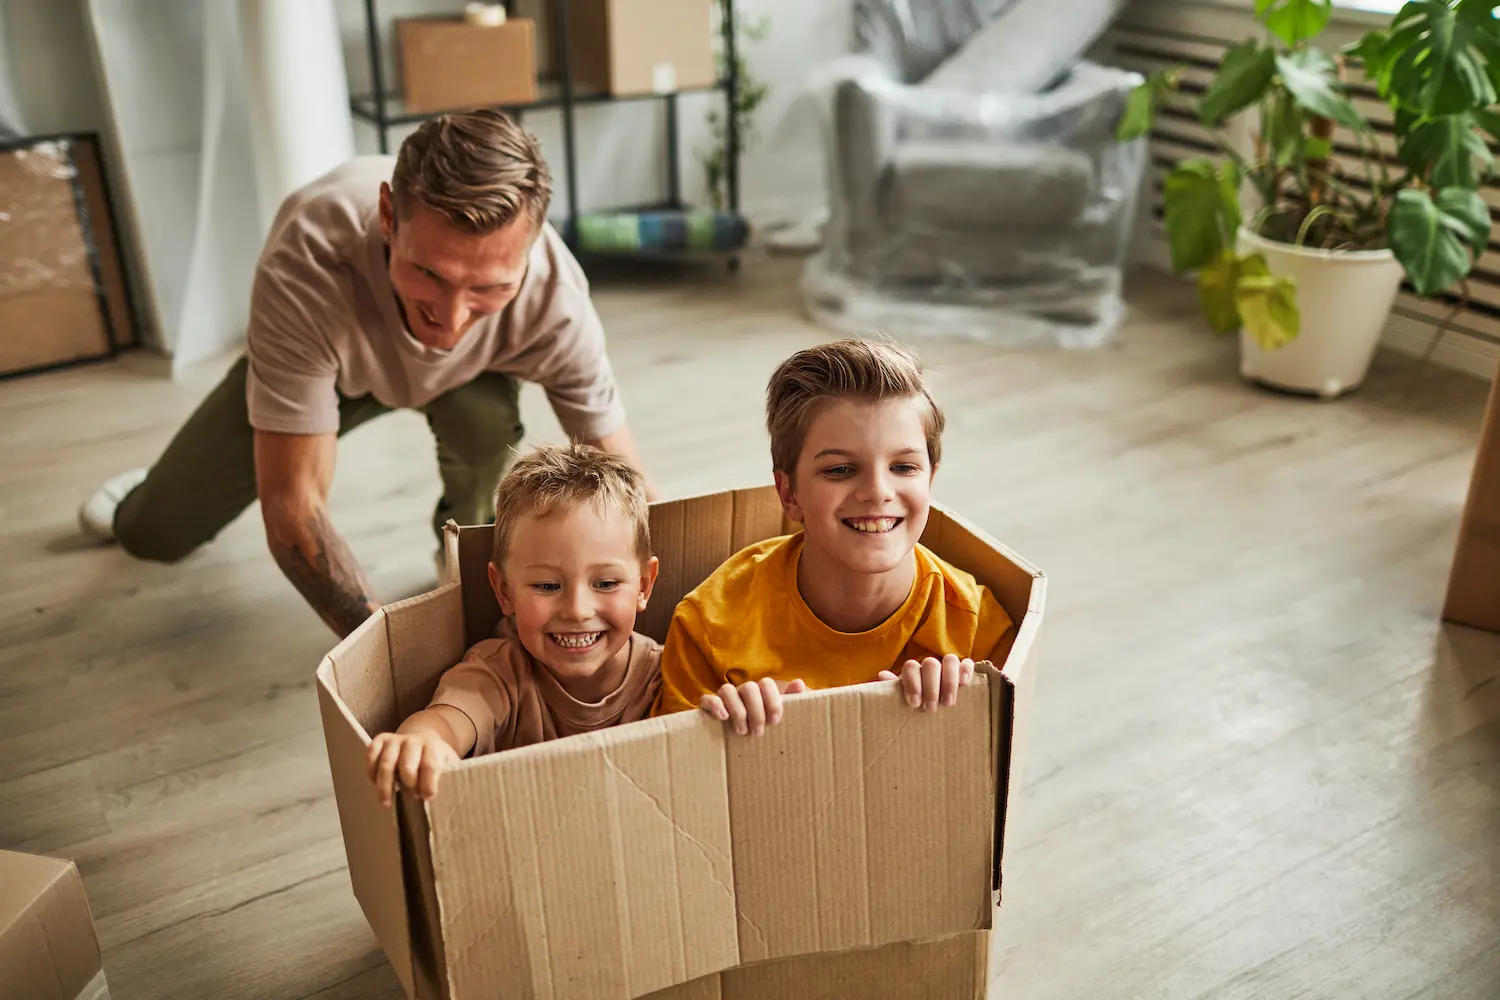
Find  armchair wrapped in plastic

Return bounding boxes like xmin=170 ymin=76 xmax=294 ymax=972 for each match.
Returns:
xmin=801 ymin=0 xmax=1149 ymax=348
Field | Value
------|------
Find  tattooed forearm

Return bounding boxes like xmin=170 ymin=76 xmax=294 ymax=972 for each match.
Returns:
xmin=268 ymin=506 xmax=379 ymax=638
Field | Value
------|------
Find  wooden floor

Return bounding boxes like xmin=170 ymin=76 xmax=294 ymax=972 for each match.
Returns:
xmin=3 ymin=257 xmax=1498 ymax=999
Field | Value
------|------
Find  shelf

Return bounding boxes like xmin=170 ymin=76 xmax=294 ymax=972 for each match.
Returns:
xmin=350 ymin=79 xmax=729 ymax=127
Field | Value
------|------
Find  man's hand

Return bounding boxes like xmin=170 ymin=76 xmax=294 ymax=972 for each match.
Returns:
xmin=879 ymin=654 xmax=975 ymax=711
xmin=255 ymin=430 xmax=380 ymax=637
xmin=366 ymin=730 xmax=461 ymax=807
xmin=700 ymin=678 xmax=808 ymax=736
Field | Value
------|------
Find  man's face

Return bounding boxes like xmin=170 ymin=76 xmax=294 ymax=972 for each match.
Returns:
xmin=378 ymin=183 xmax=534 ymax=351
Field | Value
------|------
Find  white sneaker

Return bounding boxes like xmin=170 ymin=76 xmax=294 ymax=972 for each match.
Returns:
xmin=78 ymin=468 xmax=148 ymax=542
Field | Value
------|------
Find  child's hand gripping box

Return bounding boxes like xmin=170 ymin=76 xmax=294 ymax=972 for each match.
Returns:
xmin=316 ymin=486 xmax=1044 ymax=1000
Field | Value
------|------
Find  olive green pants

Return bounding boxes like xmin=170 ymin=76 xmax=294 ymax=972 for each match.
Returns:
xmin=114 ymin=355 xmax=524 ymax=563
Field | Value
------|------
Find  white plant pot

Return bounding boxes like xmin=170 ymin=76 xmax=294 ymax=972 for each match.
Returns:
xmin=1235 ymin=228 xmax=1405 ymax=398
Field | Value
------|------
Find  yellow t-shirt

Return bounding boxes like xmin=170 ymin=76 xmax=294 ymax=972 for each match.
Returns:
xmin=653 ymin=532 xmax=1016 ymax=716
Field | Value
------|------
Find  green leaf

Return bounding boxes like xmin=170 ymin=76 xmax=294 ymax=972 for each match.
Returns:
xmin=1276 ymin=48 xmax=1363 ymax=128
xmin=1388 ymin=187 xmax=1486 ymax=295
xmin=1162 ymin=157 xmax=1244 ymax=274
xmin=1117 ymin=69 xmax=1183 ymax=142
xmin=1197 ymin=251 xmax=1247 ymax=333
xmin=1263 ymin=90 xmax=1307 ymax=169
xmin=1473 ymin=107 xmax=1500 ymax=146
xmin=1399 ymin=113 xmax=1494 ymax=188
xmin=1304 ymin=136 xmax=1334 ymax=159
xmin=1261 ymin=0 xmax=1333 ymax=46
xmin=1200 ymin=40 xmax=1277 ymax=126
xmin=1435 ymin=186 xmax=1492 ymax=251
xmin=1117 ymin=82 xmax=1157 ymax=141
xmin=1345 ymin=29 xmax=1393 ymax=97
xmin=1235 ymin=254 xmax=1301 ymax=350
xmin=1386 ymin=0 xmax=1498 ymax=117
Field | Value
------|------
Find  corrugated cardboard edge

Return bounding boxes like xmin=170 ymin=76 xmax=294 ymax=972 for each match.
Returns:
xmin=928 ymin=501 xmax=1047 ymax=904
xmin=0 ymin=851 xmax=104 ymax=1000
xmin=317 ymin=615 xmax=417 ymax=1000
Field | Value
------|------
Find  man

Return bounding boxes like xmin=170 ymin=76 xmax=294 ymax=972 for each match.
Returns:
xmin=78 ymin=109 xmax=656 ymax=638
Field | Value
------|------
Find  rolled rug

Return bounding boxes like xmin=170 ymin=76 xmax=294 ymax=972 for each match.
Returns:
xmin=574 ymin=210 xmax=750 ymax=256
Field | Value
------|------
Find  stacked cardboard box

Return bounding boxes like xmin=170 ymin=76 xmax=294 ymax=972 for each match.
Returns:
xmin=0 ymin=850 xmax=111 ymax=1000
xmin=318 ymin=486 xmax=1044 ymax=999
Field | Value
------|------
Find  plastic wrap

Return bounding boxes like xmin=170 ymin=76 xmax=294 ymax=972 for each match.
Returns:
xmin=801 ymin=0 xmax=1149 ymax=348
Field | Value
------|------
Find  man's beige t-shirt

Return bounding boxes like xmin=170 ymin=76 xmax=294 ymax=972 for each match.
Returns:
xmin=428 ymin=618 xmax=663 ymax=755
xmin=244 ymin=155 xmax=626 ymax=439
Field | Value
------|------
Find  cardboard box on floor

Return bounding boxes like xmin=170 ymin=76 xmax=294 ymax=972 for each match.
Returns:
xmin=0 ymin=850 xmax=111 ymax=1000
xmin=1444 ymin=358 xmax=1500 ymax=632
xmin=316 ymin=486 xmax=1044 ymax=1000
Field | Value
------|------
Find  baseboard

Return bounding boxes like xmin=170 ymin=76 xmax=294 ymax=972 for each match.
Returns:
xmin=1382 ymin=310 xmax=1500 ymax=383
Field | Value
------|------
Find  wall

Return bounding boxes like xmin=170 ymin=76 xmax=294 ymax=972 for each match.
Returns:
xmin=0 ymin=1 xmax=106 ymax=135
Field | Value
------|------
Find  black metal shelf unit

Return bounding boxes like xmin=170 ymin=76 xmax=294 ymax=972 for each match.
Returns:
xmin=349 ymin=0 xmax=740 ymax=246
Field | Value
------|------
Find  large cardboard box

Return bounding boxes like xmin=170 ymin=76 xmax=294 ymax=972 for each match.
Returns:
xmin=564 ymin=0 xmax=716 ymax=96
xmin=397 ymin=18 xmax=539 ymax=114
xmin=1444 ymin=360 xmax=1500 ymax=632
xmin=317 ymin=486 xmax=1044 ymax=999
xmin=0 ymin=850 xmax=110 ymax=1000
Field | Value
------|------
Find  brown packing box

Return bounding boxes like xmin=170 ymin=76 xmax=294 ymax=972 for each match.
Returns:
xmin=317 ymin=486 xmax=1044 ymax=1000
xmin=1444 ymin=359 xmax=1500 ymax=631
xmin=0 ymin=135 xmax=134 ymax=378
xmin=565 ymin=0 xmax=716 ymax=95
xmin=397 ymin=18 xmax=538 ymax=115
xmin=0 ymin=850 xmax=110 ymax=1000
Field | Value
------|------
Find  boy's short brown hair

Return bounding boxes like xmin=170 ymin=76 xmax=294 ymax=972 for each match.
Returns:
xmin=391 ymin=108 xmax=552 ymax=233
xmin=491 ymin=443 xmax=651 ymax=570
xmin=765 ymin=338 xmax=945 ymax=475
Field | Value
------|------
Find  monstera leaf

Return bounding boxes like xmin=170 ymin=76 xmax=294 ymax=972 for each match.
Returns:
xmin=1163 ymin=158 xmax=1243 ymax=275
xmin=1199 ymin=39 xmax=1277 ymax=126
xmin=1398 ymin=112 xmax=1495 ymax=187
xmin=1384 ymin=0 xmax=1500 ymax=117
xmin=1388 ymin=187 xmax=1491 ymax=295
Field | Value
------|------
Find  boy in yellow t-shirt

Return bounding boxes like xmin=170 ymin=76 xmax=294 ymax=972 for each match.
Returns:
xmin=652 ymin=339 xmax=1015 ymax=735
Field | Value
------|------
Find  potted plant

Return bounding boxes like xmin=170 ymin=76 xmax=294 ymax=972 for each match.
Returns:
xmin=1118 ymin=0 xmax=1499 ymax=397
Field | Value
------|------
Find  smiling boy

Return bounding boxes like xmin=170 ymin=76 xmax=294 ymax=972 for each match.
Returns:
xmin=653 ymin=339 xmax=1016 ymax=734
xmin=367 ymin=442 xmax=660 ymax=806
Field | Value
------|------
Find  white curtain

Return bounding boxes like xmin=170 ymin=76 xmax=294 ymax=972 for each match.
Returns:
xmin=82 ymin=0 xmax=354 ymax=372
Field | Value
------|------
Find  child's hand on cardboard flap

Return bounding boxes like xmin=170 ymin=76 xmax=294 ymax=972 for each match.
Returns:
xmin=366 ymin=731 xmax=461 ymax=807
xmin=879 ymin=654 xmax=974 ymax=712
xmin=700 ymin=678 xmax=808 ymax=737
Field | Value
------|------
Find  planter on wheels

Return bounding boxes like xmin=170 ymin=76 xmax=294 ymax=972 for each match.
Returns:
xmin=1235 ymin=228 xmax=1405 ymax=399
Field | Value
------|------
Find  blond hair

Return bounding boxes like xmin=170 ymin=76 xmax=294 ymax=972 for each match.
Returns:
xmin=391 ymin=108 xmax=552 ymax=233
xmin=491 ymin=443 xmax=651 ymax=570
xmin=766 ymin=338 xmax=945 ymax=475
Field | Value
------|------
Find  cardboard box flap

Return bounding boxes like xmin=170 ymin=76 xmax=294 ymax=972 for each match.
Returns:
xmin=426 ymin=712 xmax=739 ymax=1000
xmin=922 ymin=502 xmax=1046 ymax=898
xmin=0 ymin=851 xmax=102 ymax=1000
xmin=725 ymin=679 xmax=994 ymax=963
xmin=385 ymin=584 xmax=468 ymax=721
xmin=318 ymin=616 xmax=416 ymax=999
